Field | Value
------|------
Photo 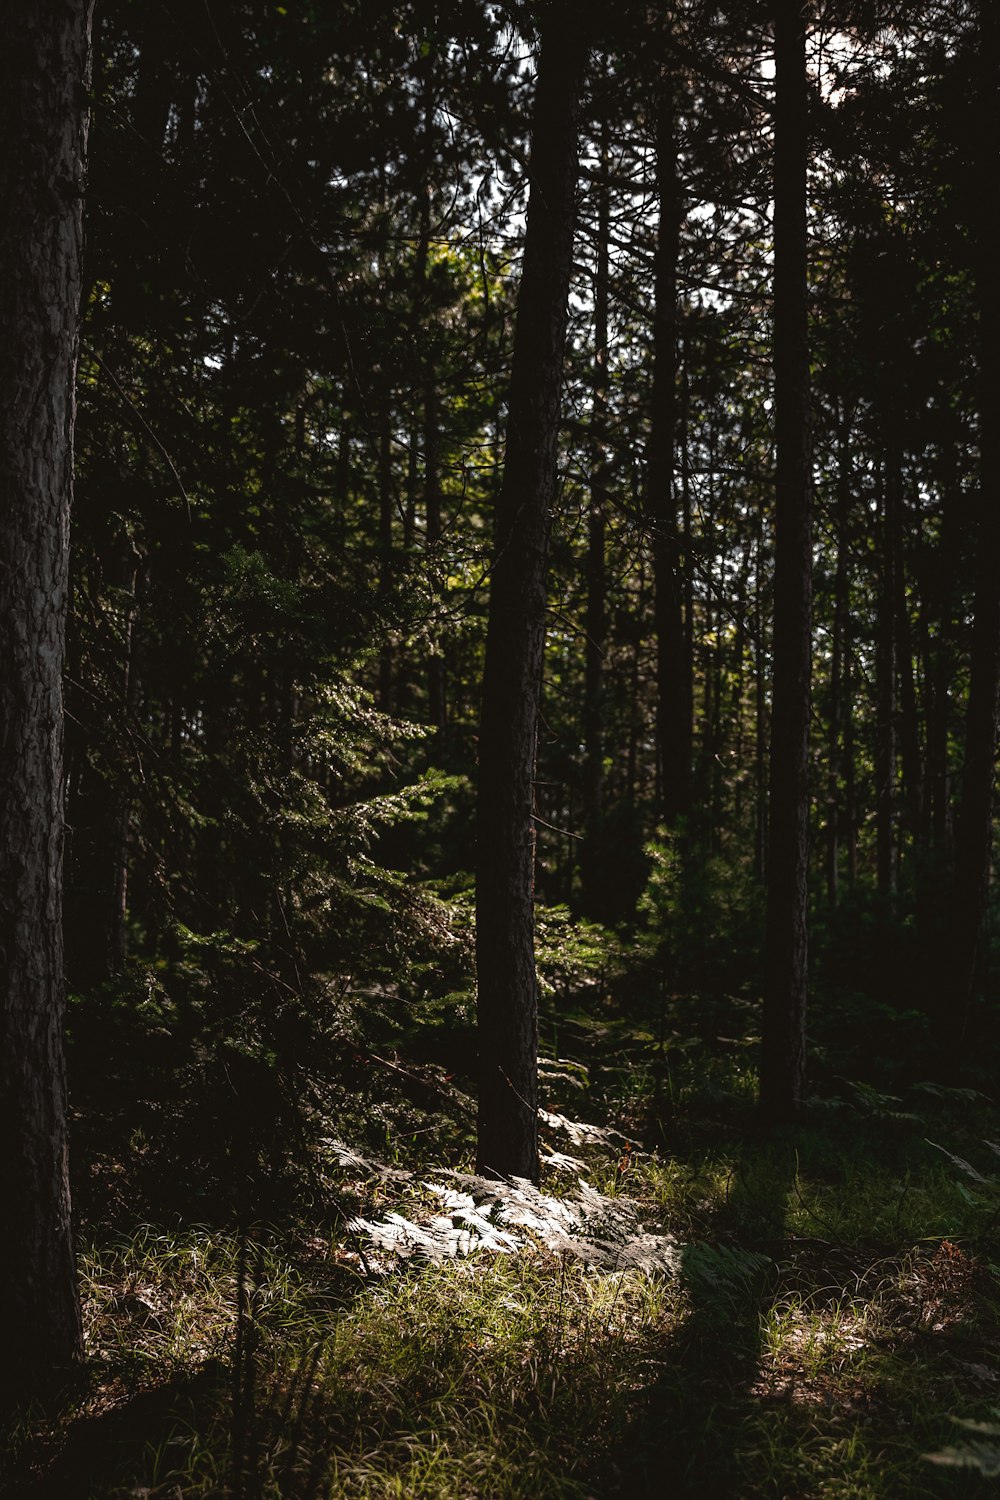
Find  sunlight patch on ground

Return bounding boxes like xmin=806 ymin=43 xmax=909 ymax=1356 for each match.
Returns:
xmin=757 ymin=1297 xmax=880 ymax=1408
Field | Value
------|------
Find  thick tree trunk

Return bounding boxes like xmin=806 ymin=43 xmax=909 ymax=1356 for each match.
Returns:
xmin=476 ymin=15 xmax=586 ymax=1181
xmin=0 ymin=0 xmax=92 ymax=1391
xmin=647 ymin=72 xmax=691 ymax=828
xmin=760 ymin=0 xmax=811 ymax=1124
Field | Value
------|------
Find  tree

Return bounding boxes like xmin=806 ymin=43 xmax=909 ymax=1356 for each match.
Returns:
xmin=760 ymin=0 xmax=811 ymax=1123
xmin=476 ymin=8 xmax=589 ymax=1181
xmin=0 ymin=0 xmax=93 ymax=1391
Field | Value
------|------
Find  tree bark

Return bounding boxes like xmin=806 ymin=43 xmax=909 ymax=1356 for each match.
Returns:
xmin=476 ymin=14 xmax=586 ymax=1181
xmin=760 ymin=0 xmax=811 ymax=1125
xmin=0 ymin=0 xmax=93 ymax=1392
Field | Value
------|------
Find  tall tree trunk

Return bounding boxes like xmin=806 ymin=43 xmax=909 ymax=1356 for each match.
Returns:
xmin=894 ymin=475 xmax=924 ymax=854
xmin=0 ymin=0 xmax=92 ymax=1391
xmin=844 ymin=609 xmax=858 ymax=888
xmin=647 ymin=70 xmax=691 ymax=828
xmin=476 ymin=15 xmax=586 ymax=1181
xmin=415 ymin=102 xmax=446 ymax=733
xmin=377 ymin=404 xmax=393 ymax=713
xmin=875 ymin=462 xmax=897 ymax=897
xmin=731 ymin=533 xmax=753 ymax=831
xmin=760 ymin=0 xmax=811 ymax=1124
xmin=425 ymin=379 xmax=446 ymax=731
xmin=627 ymin=559 xmax=646 ymax=806
xmin=680 ymin=326 xmax=695 ymax=671
xmin=581 ymin=110 xmax=610 ymax=916
xmin=826 ymin=411 xmax=852 ymax=905
xmin=403 ymin=423 xmax=419 ymax=552
xmin=754 ymin=499 xmax=768 ymax=883
xmin=947 ymin=0 xmax=1000 ymax=1057
xmin=922 ymin=480 xmax=957 ymax=856
xmin=878 ymin=435 xmax=924 ymax=877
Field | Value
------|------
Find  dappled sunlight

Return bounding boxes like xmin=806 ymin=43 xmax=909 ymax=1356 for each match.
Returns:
xmin=757 ymin=1296 xmax=883 ymax=1405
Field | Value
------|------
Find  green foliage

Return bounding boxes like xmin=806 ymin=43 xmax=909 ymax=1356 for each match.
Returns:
xmin=680 ymin=1240 xmax=773 ymax=1297
xmin=927 ymin=1416 xmax=1000 ymax=1480
xmin=18 ymin=1078 xmax=1000 ymax=1497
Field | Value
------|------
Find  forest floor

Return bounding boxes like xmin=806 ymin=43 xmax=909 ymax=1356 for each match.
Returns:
xmin=5 ymin=993 xmax=1000 ymax=1500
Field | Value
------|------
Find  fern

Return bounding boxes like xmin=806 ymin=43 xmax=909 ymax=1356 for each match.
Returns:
xmin=538 ymin=1109 xmax=631 ymax=1149
xmin=926 ymin=1140 xmax=997 ymax=1188
xmin=330 ymin=1137 xmax=679 ymax=1273
xmin=682 ymin=1241 xmax=773 ymax=1294
xmin=926 ymin=1414 xmax=1000 ymax=1477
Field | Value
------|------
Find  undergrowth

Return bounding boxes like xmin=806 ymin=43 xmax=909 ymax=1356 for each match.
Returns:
xmin=6 ymin=991 xmax=1000 ymax=1499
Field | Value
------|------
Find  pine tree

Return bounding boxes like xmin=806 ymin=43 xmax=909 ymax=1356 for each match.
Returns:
xmin=0 ymin=0 xmax=93 ymax=1392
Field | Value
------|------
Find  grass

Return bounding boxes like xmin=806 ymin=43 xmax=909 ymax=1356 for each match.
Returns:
xmin=7 ymin=1043 xmax=1000 ymax=1497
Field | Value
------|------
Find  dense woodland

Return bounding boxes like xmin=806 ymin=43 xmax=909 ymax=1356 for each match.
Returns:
xmin=6 ymin=0 xmax=1000 ymax=1495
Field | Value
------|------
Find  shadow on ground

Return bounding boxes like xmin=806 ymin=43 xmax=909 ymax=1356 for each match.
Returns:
xmin=4 ymin=1360 xmax=228 ymax=1499
xmin=593 ymin=1136 xmax=997 ymax=1499
xmin=597 ymin=1141 xmax=791 ymax=1497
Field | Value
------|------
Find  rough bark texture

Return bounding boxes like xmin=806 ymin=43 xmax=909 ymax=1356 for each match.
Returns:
xmin=476 ymin=15 xmax=586 ymax=1181
xmin=0 ymin=0 xmax=93 ymax=1389
xmin=760 ymin=0 xmax=811 ymax=1125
